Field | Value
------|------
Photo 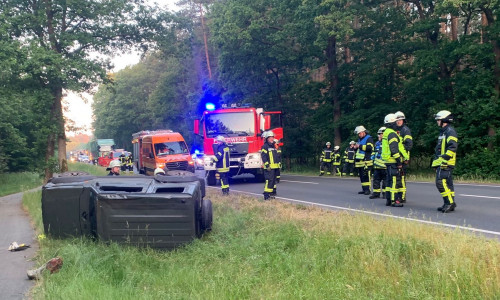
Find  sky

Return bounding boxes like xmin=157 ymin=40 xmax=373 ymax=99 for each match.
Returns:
xmin=64 ymin=0 xmax=180 ymax=137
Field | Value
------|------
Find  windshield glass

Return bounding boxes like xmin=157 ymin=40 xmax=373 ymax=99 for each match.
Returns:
xmin=205 ymin=112 xmax=255 ymax=138
xmin=155 ymin=142 xmax=189 ymax=156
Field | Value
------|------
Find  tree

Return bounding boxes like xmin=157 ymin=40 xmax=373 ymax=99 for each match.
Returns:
xmin=1 ymin=0 xmax=172 ymax=180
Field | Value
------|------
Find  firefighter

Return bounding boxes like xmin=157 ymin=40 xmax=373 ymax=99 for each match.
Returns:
xmin=370 ymin=127 xmax=387 ymax=199
xmin=382 ymin=114 xmax=403 ymax=207
xmin=119 ymin=152 xmax=127 ymax=171
xmin=395 ymin=111 xmax=412 ymax=203
xmin=107 ymin=160 xmax=121 ymax=176
xmin=213 ymin=135 xmax=230 ymax=195
xmin=275 ymin=139 xmax=282 ymax=183
xmin=319 ymin=142 xmax=334 ymax=176
xmin=333 ymin=146 xmax=342 ymax=176
xmin=342 ymin=141 xmax=356 ymax=176
xmin=432 ymin=110 xmax=458 ymax=213
xmin=354 ymin=126 xmax=374 ymax=195
xmin=126 ymin=152 xmax=133 ymax=173
xmin=261 ymin=131 xmax=280 ymax=200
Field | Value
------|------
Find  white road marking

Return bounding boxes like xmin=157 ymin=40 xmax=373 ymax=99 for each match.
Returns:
xmin=279 ymin=180 xmax=319 ymax=185
xmin=460 ymin=194 xmax=500 ymax=200
xmin=208 ymin=187 xmax=500 ymax=237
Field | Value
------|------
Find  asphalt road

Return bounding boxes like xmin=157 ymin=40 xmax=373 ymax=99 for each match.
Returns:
xmin=203 ymin=172 xmax=500 ymax=239
xmin=0 ymin=191 xmax=37 ymax=299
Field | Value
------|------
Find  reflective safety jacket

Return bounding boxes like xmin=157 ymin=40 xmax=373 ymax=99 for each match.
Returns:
xmin=333 ymin=150 xmax=341 ymax=166
xmin=321 ymin=147 xmax=334 ymax=162
xmin=344 ymin=146 xmax=356 ymax=163
xmin=355 ymin=134 xmax=374 ymax=168
xmin=274 ymin=142 xmax=282 ymax=165
xmin=372 ymin=140 xmax=386 ymax=169
xmin=214 ymin=143 xmax=230 ymax=172
xmin=261 ymin=141 xmax=280 ymax=169
xmin=119 ymin=154 xmax=127 ymax=166
xmin=398 ymin=125 xmax=413 ymax=161
xmin=432 ymin=125 xmax=458 ymax=167
xmin=382 ymin=128 xmax=402 ymax=164
xmin=126 ymin=155 xmax=133 ymax=167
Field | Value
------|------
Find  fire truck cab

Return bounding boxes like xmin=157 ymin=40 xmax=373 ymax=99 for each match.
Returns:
xmin=194 ymin=104 xmax=283 ymax=186
xmin=132 ymin=130 xmax=195 ymax=176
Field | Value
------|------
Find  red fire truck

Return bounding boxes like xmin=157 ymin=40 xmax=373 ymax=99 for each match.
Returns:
xmin=132 ymin=130 xmax=195 ymax=175
xmin=194 ymin=104 xmax=283 ymax=185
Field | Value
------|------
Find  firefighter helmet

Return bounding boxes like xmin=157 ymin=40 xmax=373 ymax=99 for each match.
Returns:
xmin=108 ymin=160 xmax=121 ymax=168
xmin=377 ymin=127 xmax=387 ymax=134
xmin=350 ymin=141 xmax=355 ymax=145
xmin=326 ymin=142 xmax=331 ymax=146
xmin=154 ymin=168 xmax=165 ymax=175
xmin=354 ymin=126 xmax=367 ymax=134
xmin=334 ymin=146 xmax=340 ymax=150
xmin=395 ymin=111 xmax=406 ymax=120
xmin=215 ymin=135 xmax=225 ymax=142
xmin=434 ymin=110 xmax=453 ymax=123
xmin=384 ymin=113 xmax=398 ymax=124
xmin=263 ymin=131 xmax=275 ymax=139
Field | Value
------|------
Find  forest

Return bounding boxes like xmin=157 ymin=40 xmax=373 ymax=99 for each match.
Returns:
xmin=1 ymin=0 xmax=499 ymax=179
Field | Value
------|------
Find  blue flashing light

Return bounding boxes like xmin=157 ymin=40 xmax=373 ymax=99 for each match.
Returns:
xmin=194 ymin=149 xmax=200 ymax=154
xmin=205 ymin=103 xmax=215 ymax=111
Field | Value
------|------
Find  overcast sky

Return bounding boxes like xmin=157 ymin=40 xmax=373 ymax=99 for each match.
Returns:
xmin=65 ymin=0 xmax=180 ymax=137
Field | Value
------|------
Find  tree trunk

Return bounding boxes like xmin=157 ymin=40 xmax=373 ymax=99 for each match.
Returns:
xmin=44 ymin=134 xmax=55 ymax=182
xmin=326 ymin=35 xmax=341 ymax=147
xmin=53 ymin=86 xmax=68 ymax=172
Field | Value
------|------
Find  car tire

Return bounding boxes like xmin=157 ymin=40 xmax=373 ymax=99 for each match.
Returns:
xmin=201 ymin=199 xmax=213 ymax=233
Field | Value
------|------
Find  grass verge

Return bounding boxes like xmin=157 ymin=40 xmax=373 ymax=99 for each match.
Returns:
xmin=68 ymin=162 xmax=109 ymax=176
xmin=0 ymin=172 xmax=42 ymax=197
xmin=23 ymin=188 xmax=500 ymax=299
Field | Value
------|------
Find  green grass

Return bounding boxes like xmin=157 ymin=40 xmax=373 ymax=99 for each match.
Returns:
xmin=0 ymin=172 xmax=43 ymax=197
xmin=23 ymin=189 xmax=500 ymax=299
xmin=68 ymin=162 xmax=109 ymax=176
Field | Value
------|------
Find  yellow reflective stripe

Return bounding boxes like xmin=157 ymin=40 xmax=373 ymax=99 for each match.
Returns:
xmin=447 ymin=136 xmax=458 ymax=143
xmin=393 ymin=153 xmax=400 ymax=158
xmin=404 ymin=135 xmax=413 ymax=140
xmin=261 ymin=149 xmax=267 ymax=153
xmin=445 ymin=150 xmax=455 ymax=157
xmin=443 ymin=179 xmax=454 ymax=204
xmin=388 ymin=138 xmax=398 ymax=144
xmin=264 ymin=180 xmax=273 ymax=192
xmin=217 ymin=168 xmax=229 ymax=172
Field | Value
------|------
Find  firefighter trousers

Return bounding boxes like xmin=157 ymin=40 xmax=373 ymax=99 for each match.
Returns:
xmin=436 ymin=167 xmax=455 ymax=205
xmin=386 ymin=164 xmax=402 ymax=204
xmin=320 ymin=161 xmax=332 ymax=174
xmin=358 ymin=165 xmax=372 ymax=192
xmin=264 ymin=169 xmax=278 ymax=196
xmin=372 ymin=168 xmax=386 ymax=196
xmin=342 ymin=162 xmax=355 ymax=176
xmin=399 ymin=164 xmax=408 ymax=201
xmin=218 ymin=171 xmax=229 ymax=193
xmin=333 ymin=164 xmax=341 ymax=176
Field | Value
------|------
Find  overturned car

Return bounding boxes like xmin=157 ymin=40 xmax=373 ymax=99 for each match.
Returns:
xmin=41 ymin=172 xmax=212 ymax=249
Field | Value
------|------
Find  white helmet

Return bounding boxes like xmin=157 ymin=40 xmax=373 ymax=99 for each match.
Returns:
xmin=215 ymin=135 xmax=225 ymax=142
xmin=154 ymin=168 xmax=166 ymax=175
xmin=349 ymin=141 xmax=355 ymax=145
xmin=326 ymin=142 xmax=331 ymax=146
xmin=109 ymin=160 xmax=121 ymax=168
xmin=384 ymin=113 xmax=398 ymax=124
xmin=395 ymin=111 xmax=405 ymax=120
xmin=334 ymin=146 xmax=340 ymax=150
xmin=377 ymin=127 xmax=387 ymax=134
xmin=263 ymin=131 xmax=275 ymax=139
xmin=354 ymin=126 xmax=367 ymax=134
xmin=434 ymin=110 xmax=453 ymax=122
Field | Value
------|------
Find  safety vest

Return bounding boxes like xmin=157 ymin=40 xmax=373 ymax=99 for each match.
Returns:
xmin=382 ymin=128 xmax=401 ymax=164
xmin=119 ymin=155 xmax=126 ymax=166
xmin=214 ymin=143 xmax=230 ymax=172
xmin=344 ymin=147 xmax=355 ymax=163
xmin=321 ymin=148 xmax=333 ymax=162
xmin=372 ymin=140 xmax=386 ymax=169
xmin=126 ymin=156 xmax=133 ymax=166
xmin=261 ymin=142 xmax=280 ymax=169
xmin=432 ymin=125 xmax=458 ymax=167
xmin=355 ymin=135 xmax=374 ymax=167
xmin=398 ymin=125 xmax=412 ymax=161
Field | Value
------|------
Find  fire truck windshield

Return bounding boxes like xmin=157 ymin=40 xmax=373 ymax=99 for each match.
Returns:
xmin=205 ymin=112 xmax=255 ymax=138
xmin=155 ymin=142 xmax=189 ymax=156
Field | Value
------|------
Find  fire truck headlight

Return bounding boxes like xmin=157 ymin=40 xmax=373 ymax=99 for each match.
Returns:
xmin=156 ymin=163 xmax=165 ymax=168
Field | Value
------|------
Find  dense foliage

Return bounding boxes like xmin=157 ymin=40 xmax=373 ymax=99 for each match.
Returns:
xmin=1 ymin=0 xmax=498 ymax=179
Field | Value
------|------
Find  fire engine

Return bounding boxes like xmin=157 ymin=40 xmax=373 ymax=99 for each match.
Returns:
xmin=132 ymin=130 xmax=194 ymax=175
xmin=194 ymin=104 xmax=283 ymax=185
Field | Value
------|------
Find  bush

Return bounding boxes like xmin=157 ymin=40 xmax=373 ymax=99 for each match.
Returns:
xmin=454 ymin=148 xmax=500 ymax=180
